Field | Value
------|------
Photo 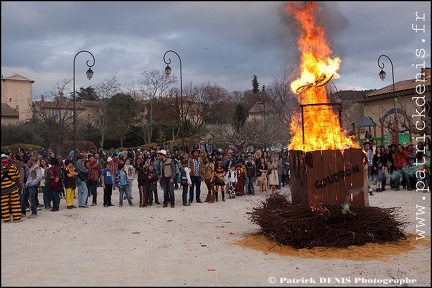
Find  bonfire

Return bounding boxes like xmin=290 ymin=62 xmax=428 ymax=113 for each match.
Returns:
xmin=249 ymin=2 xmax=407 ymax=249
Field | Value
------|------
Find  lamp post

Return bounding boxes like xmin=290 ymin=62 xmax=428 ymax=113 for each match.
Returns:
xmin=163 ymin=50 xmax=184 ymax=153
xmin=377 ymin=54 xmax=397 ymax=144
xmin=73 ymin=50 xmax=95 ymax=163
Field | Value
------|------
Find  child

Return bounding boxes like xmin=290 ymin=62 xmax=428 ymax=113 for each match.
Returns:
xmin=375 ymin=161 xmax=387 ymax=192
xmin=115 ymin=163 xmax=134 ymax=207
xmin=137 ymin=161 xmax=149 ymax=207
xmin=101 ymin=162 xmax=114 ymax=207
xmin=147 ymin=164 xmax=160 ymax=205
xmin=64 ymin=159 xmax=78 ymax=209
xmin=226 ymin=164 xmax=237 ymax=199
xmin=213 ymin=158 xmax=226 ymax=202
xmin=235 ymin=162 xmax=246 ymax=196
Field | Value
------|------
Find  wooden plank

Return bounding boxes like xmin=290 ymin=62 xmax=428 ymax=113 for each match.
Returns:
xmin=320 ymin=150 xmax=333 ymax=205
xmin=299 ymin=150 xmax=308 ymax=205
xmin=308 ymin=151 xmax=323 ymax=209
xmin=345 ymin=148 xmax=365 ymax=207
xmin=334 ymin=149 xmax=347 ymax=206
xmin=289 ymin=150 xmax=305 ymax=205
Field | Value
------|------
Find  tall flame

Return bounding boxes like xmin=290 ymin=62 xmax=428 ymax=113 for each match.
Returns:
xmin=286 ymin=2 xmax=359 ymax=152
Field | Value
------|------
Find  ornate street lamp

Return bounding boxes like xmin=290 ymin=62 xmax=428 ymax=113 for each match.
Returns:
xmin=73 ymin=50 xmax=95 ymax=163
xmin=377 ymin=54 xmax=395 ymax=95
xmin=377 ymin=54 xmax=397 ymax=143
xmin=163 ymin=50 xmax=184 ymax=153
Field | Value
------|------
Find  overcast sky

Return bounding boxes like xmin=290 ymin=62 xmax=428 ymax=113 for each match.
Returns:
xmin=1 ymin=1 xmax=431 ymax=100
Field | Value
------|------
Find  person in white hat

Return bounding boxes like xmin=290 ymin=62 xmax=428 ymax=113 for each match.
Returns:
xmin=157 ymin=150 xmax=176 ymax=207
xmin=1 ymin=153 xmax=22 ymax=222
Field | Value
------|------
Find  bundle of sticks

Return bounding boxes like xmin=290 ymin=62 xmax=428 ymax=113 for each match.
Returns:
xmin=247 ymin=193 xmax=407 ymax=249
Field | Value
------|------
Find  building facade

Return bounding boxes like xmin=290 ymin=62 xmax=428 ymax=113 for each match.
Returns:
xmin=1 ymin=73 xmax=35 ymax=125
xmin=358 ymin=68 xmax=431 ymax=146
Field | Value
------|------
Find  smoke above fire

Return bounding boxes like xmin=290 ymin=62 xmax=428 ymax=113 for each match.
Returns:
xmin=285 ymin=2 xmax=359 ymax=152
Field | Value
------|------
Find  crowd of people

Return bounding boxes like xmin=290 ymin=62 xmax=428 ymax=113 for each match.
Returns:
xmin=0 ymin=144 xmax=291 ymax=223
xmin=362 ymin=137 xmax=431 ymax=195
xmin=2 ymin=136 xmax=430 ymax=223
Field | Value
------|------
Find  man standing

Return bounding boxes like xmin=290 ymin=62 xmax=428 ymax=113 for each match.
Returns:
xmin=244 ymin=153 xmax=256 ymax=195
xmin=94 ymin=153 xmax=105 ymax=187
xmin=124 ymin=158 xmax=136 ymax=201
xmin=1 ymin=154 xmax=21 ymax=222
xmin=109 ymin=153 xmax=120 ymax=190
xmin=87 ymin=154 xmax=101 ymax=206
xmin=158 ymin=150 xmax=176 ymax=208
xmin=188 ymin=149 xmax=204 ymax=203
xmin=76 ymin=154 xmax=89 ymax=208
xmin=21 ymin=156 xmax=42 ymax=218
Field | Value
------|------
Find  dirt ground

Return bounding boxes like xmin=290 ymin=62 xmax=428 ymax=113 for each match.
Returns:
xmin=1 ymin=183 xmax=430 ymax=287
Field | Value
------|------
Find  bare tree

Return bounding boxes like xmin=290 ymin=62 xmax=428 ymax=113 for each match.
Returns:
xmin=139 ymin=70 xmax=176 ymax=143
xmin=31 ymin=79 xmax=73 ymax=155
xmin=265 ymin=65 xmax=298 ymax=126
xmin=93 ymin=76 xmax=121 ymax=148
xmin=107 ymin=93 xmax=137 ymax=148
xmin=157 ymin=87 xmax=181 ymax=141
xmin=187 ymin=82 xmax=230 ymax=141
xmin=210 ymin=116 xmax=288 ymax=151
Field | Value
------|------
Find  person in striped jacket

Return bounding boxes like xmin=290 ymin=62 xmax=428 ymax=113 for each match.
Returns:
xmin=1 ymin=154 xmax=21 ymax=223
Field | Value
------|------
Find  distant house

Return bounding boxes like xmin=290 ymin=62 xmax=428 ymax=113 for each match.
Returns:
xmin=32 ymin=97 xmax=101 ymax=128
xmin=1 ymin=73 xmax=35 ymax=125
xmin=358 ymin=68 xmax=431 ymax=146
xmin=248 ymin=101 xmax=267 ymax=121
xmin=1 ymin=103 xmax=20 ymax=125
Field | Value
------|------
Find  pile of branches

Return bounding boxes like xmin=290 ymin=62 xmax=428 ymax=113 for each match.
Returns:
xmin=247 ymin=193 xmax=408 ymax=249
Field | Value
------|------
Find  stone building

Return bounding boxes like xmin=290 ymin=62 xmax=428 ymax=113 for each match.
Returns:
xmin=1 ymin=73 xmax=35 ymax=125
xmin=357 ymin=68 xmax=431 ymax=146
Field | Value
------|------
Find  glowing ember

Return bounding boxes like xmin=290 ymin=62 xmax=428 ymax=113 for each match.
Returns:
xmin=286 ymin=2 xmax=359 ymax=152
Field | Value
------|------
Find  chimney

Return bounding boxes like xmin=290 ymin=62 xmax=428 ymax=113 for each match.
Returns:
xmin=421 ymin=67 xmax=431 ymax=80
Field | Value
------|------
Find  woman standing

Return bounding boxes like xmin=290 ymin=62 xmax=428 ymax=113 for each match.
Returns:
xmin=48 ymin=157 xmax=64 ymax=212
xmin=136 ymin=161 xmax=149 ymax=207
xmin=203 ymin=155 xmax=215 ymax=203
xmin=213 ymin=158 xmax=226 ymax=202
xmin=64 ymin=159 xmax=78 ymax=209
xmin=267 ymin=156 xmax=279 ymax=194
xmin=256 ymin=157 xmax=268 ymax=194
xmin=39 ymin=158 xmax=52 ymax=209
xmin=372 ymin=146 xmax=387 ymax=191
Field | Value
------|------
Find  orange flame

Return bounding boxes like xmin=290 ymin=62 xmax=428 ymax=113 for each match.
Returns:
xmin=286 ymin=2 xmax=359 ymax=152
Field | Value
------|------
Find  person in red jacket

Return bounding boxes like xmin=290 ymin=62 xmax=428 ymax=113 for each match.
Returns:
xmin=393 ymin=144 xmax=410 ymax=191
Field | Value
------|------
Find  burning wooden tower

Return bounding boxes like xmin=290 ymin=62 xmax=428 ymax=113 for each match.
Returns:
xmin=286 ymin=2 xmax=366 ymax=208
xmin=248 ymin=2 xmax=406 ymax=249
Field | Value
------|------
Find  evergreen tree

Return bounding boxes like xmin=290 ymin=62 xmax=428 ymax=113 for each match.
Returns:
xmin=75 ymin=86 xmax=98 ymax=101
xmin=252 ymin=75 xmax=260 ymax=93
xmin=234 ymin=103 xmax=247 ymax=132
